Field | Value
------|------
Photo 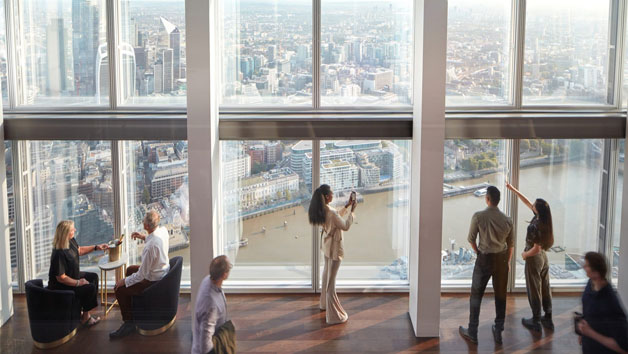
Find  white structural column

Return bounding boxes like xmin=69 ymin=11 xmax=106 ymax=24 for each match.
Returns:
xmin=186 ymin=0 xmax=220 ymax=312
xmin=408 ymin=0 xmax=447 ymax=337
xmin=0 ymin=92 xmax=13 ymax=326
xmin=619 ymin=123 xmax=628 ymax=303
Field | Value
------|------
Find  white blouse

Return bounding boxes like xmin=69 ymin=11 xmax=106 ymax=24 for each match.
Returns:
xmin=322 ymin=204 xmax=354 ymax=261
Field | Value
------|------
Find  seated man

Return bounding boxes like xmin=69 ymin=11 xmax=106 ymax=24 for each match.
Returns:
xmin=192 ymin=255 xmax=235 ymax=354
xmin=110 ymin=210 xmax=170 ymax=339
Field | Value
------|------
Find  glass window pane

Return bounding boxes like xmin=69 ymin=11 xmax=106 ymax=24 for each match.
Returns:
xmin=118 ymin=1 xmax=186 ymax=107
xmin=612 ymin=140 xmax=623 ymax=283
xmin=29 ymin=141 xmax=114 ymax=280
xmin=441 ymin=139 xmax=507 ymax=285
xmin=320 ymin=1 xmax=413 ymax=107
xmin=221 ymin=140 xmax=311 ymax=285
xmin=0 ymin=0 xmax=7 ymax=106
xmin=123 ymin=141 xmax=189 ymax=284
xmin=446 ymin=0 xmax=512 ymax=106
xmin=221 ymin=1 xmax=312 ymax=107
xmin=18 ymin=0 xmax=109 ymax=107
xmin=523 ymin=1 xmax=610 ymax=105
xmin=319 ymin=140 xmax=411 ymax=285
xmin=515 ymin=139 xmax=603 ymax=286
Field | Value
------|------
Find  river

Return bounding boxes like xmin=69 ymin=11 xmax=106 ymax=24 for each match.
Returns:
xmin=170 ymin=156 xmax=615 ymax=281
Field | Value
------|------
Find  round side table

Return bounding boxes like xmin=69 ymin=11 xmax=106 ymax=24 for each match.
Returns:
xmin=98 ymin=253 xmax=128 ymax=316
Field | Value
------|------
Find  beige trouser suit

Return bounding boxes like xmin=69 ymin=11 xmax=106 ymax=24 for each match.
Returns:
xmin=320 ymin=204 xmax=354 ymax=324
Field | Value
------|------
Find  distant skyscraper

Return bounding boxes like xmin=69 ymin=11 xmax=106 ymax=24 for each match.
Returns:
xmin=160 ymin=48 xmax=174 ymax=93
xmin=46 ymin=18 xmax=67 ymax=95
xmin=267 ymin=45 xmax=277 ymax=62
xmin=154 ymin=59 xmax=164 ymax=93
xmin=160 ymin=17 xmax=181 ymax=83
xmin=72 ymin=0 xmax=101 ymax=96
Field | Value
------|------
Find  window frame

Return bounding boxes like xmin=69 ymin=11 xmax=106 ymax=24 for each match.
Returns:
xmin=3 ymin=0 xmax=628 ymax=293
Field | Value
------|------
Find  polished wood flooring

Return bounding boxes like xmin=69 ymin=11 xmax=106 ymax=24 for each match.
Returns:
xmin=1 ymin=293 xmax=581 ymax=353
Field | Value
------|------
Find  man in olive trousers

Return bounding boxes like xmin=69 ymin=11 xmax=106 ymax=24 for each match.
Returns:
xmin=459 ymin=186 xmax=514 ymax=345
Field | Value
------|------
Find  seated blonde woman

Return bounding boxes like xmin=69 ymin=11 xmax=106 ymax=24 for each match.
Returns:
xmin=48 ymin=220 xmax=108 ymax=327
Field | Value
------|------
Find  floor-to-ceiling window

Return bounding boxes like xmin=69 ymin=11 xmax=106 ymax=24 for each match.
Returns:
xmin=441 ymin=139 xmax=507 ymax=285
xmin=514 ymin=139 xmax=604 ymax=286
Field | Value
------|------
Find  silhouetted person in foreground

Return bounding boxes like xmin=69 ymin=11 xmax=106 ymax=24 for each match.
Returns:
xmin=578 ymin=252 xmax=628 ymax=354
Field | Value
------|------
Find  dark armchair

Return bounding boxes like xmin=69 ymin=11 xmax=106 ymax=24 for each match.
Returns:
xmin=25 ymin=279 xmax=81 ymax=349
xmin=132 ymin=256 xmax=183 ymax=335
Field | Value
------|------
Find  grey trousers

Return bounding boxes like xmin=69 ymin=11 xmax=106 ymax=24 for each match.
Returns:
xmin=524 ymin=250 xmax=552 ymax=319
xmin=320 ymin=256 xmax=348 ymax=324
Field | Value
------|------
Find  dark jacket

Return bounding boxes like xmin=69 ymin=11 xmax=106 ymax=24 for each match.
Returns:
xmin=581 ymin=280 xmax=628 ymax=354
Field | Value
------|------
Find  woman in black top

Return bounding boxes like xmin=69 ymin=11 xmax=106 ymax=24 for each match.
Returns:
xmin=506 ymin=183 xmax=554 ymax=332
xmin=48 ymin=220 xmax=108 ymax=327
xmin=578 ymin=252 xmax=628 ymax=354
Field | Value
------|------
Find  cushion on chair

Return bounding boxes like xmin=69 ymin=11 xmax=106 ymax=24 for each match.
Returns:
xmin=25 ymin=279 xmax=81 ymax=345
xmin=132 ymin=256 xmax=183 ymax=331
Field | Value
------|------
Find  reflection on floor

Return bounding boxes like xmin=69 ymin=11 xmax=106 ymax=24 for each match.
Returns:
xmin=1 ymin=293 xmax=581 ymax=353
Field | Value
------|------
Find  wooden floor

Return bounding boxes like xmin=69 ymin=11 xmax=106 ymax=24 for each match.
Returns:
xmin=0 ymin=292 xmax=581 ymax=353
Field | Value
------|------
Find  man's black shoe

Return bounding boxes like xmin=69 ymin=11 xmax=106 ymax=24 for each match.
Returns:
xmin=541 ymin=315 xmax=554 ymax=331
xmin=522 ymin=317 xmax=542 ymax=332
xmin=109 ymin=322 xmax=136 ymax=339
xmin=459 ymin=326 xmax=478 ymax=344
xmin=492 ymin=325 xmax=502 ymax=344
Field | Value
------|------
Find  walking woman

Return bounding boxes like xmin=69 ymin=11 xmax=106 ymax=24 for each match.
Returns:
xmin=506 ymin=183 xmax=554 ymax=332
xmin=48 ymin=220 xmax=108 ymax=327
xmin=308 ymin=184 xmax=357 ymax=324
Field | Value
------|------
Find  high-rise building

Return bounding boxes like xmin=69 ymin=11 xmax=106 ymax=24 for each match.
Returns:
xmin=248 ymin=144 xmax=265 ymax=166
xmin=161 ymin=17 xmax=181 ymax=83
xmin=160 ymin=48 xmax=174 ymax=93
xmin=267 ymin=45 xmax=277 ymax=62
xmin=46 ymin=18 xmax=67 ymax=95
xmin=154 ymin=59 xmax=164 ymax=93
xmin=72 ymin=0 xmax=101 ymax=96
xmin=148 ymin=161 xmax=188 ymax=202
xmin=265 ymin=142 xmax=283 ymax=165
xmin=363 ymin=69 xmax=394 ymax=92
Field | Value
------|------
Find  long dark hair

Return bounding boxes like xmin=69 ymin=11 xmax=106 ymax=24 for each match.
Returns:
xmin=534 ymin=198 xmax=554 ymax=250
xmin=308 ymin=184 xmax=331 ymax=226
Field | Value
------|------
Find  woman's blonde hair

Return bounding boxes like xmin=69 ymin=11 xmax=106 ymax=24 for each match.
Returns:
xmin=53 ymin=220 xmax=74 ymax=250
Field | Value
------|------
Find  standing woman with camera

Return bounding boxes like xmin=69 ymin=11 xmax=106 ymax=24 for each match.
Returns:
xmin=308 ymin=184 xmax=357 ymax=324
xmin=506 ymin=183 xmax=554 ymax=332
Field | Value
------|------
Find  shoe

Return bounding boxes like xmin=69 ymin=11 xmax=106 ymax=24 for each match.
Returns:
xmin=522 ymin=317 xmax=542 ymax=332
xmin=541 ymin=315 xmax=554 ymax=331
xmin=459 ymin=326 xmax=478 ymax=344
xmin=109 ymin=322 xmax=136 ymax=339
xmin=492 ymin=325 xmax=502 ymax=344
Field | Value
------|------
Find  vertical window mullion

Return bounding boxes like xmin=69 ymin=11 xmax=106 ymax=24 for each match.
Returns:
xmin=111 ymin=140 xmax=123 ymax=244
xmin=607 ymin=0 xmax=622 ymax=107
xmin=106 ymin=0 xmax=119 ymax=109
xmin=312 ymin=139 xmax=320 ymax=292
xmin=507 ymin=139 xmax=520 ymax=291
xmin=512 ymin=0 xmax=526 ymax=109
xmin=613 ymin=0 xmax=627 ymax=108
xmin=5 ymin=0 xmax=21 ymax=109
xmin=312 ymin=0 xmax=321 ymax=110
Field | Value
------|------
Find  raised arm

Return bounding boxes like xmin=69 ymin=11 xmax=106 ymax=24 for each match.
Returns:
xmin=506 ymin=182 xmax=534 ymax=212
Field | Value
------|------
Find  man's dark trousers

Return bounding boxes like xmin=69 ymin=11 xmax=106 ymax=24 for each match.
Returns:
xmin=468 ymin=249 xmax=509 ymax=336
